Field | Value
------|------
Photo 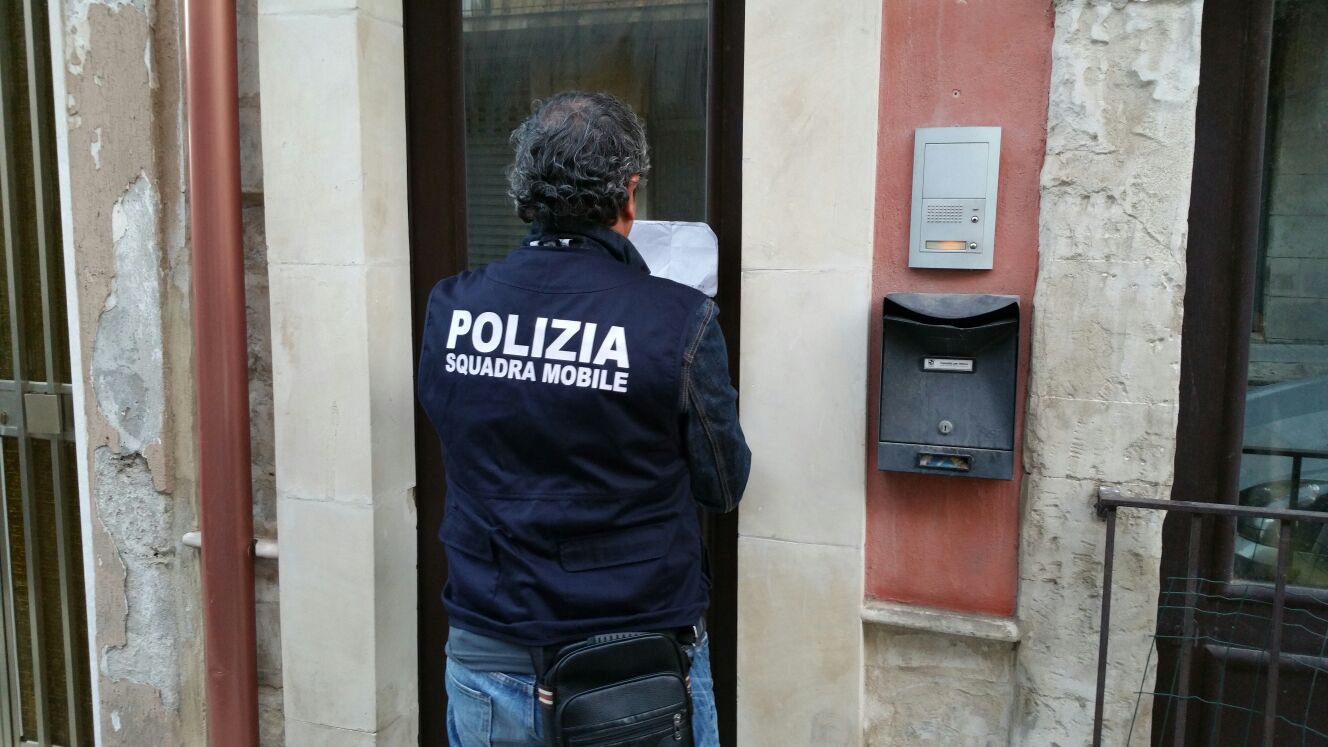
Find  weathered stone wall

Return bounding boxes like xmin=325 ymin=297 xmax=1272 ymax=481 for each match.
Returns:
xmin=864 ymin=625 xmax=1015 ymax=746
xmin=1015 ymin=0 xmax=1203 ymax=744
xmin=237 ymin=0 xmax=285 ymax=741
xmin=56 ymin=0 xmax=281 ymax=743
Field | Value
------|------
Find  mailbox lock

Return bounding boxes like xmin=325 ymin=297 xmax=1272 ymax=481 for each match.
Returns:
xmin=938 ymin=419 xmax=954 ymax=435
xmin=968 ymin=242 xmax=978 ymax=250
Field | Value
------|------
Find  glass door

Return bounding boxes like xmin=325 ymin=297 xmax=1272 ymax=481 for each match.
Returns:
xmin=1235 ymin=0 xmax=1328 ymax=590
xmin=461 ymin=0 xmax=711 ymax=267
xmin=404 ymin=3 xmax=743 ymax=744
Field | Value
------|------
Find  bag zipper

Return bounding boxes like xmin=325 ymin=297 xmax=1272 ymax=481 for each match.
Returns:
xmin=565 ymin=709 xmax=687 ymax=746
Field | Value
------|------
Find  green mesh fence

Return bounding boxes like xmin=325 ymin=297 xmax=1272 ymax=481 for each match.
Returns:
xmin=1123 ymin=576 xmax=1328 ymax=746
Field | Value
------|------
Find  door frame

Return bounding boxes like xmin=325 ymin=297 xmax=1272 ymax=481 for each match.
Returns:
xmin=1166 ymin=0 xmax=1274 ymax=586
xmin=1158 ymin=0 xmax=1328 ymax=741
xmin=402 ymin=4 xmax=744 ymax=744
xmin=402 ymin=4 xmax=467 ymax=746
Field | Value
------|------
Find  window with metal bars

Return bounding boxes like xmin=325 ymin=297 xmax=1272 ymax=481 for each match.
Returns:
xmin=0 ymin=1 xmax=93 ymax=745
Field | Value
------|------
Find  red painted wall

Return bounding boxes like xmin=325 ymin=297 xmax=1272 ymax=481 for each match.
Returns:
xmin=866 ymin=1 xmax=1055 ymax=616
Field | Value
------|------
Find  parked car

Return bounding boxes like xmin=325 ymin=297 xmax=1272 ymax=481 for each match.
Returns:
xmin=1234 ymin=374 xmax=1328 ymax=586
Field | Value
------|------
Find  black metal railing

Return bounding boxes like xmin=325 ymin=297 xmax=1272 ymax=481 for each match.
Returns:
xmin=1093 ymin=485 xmax=1328 ymax=747
xmin=1242 ymin=446 xmax=1328 ymax=513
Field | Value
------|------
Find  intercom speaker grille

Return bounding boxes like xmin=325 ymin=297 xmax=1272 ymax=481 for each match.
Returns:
xmin=925 ymin=204 xmax=964 ymax=223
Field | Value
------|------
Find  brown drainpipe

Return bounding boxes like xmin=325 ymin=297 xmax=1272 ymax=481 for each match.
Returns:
xmin=182 ymin=0 xmax=260 ymax=744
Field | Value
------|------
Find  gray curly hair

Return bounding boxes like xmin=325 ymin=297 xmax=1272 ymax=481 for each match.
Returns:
xmin=507 ymin=91 xmax=651 ymax=227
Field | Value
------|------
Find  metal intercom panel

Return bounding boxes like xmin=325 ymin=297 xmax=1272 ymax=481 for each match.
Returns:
xmin=908 ymin=127 xmax=1002 ymax=270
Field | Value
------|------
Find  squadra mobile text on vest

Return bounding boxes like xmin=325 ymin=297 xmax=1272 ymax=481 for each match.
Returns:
xmin=443 ymin=309 xmax=632 ymax=393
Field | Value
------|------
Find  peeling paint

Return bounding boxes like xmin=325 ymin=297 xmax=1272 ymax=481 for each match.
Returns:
xmin=64 ymin=0 xmax=150 ymax=76
xmin=91 ymin=173 xmax=164 ymax=455
xmin=94 ymin=448 xmax=179 ymax=709
xmin=90 ymin=126 xmax=102 ymax=169
xmin=60 ymin=0 xmax=200 ymax=742
xmin=144 ymin=36 xmax=157 ymax=91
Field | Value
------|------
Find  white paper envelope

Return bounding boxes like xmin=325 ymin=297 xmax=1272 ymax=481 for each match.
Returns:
xmin=628 ymin=220 xmax=719 ymax=297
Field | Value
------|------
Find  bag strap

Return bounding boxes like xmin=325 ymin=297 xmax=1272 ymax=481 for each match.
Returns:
xmin=529 ymin=644 xmax=561 ymax=747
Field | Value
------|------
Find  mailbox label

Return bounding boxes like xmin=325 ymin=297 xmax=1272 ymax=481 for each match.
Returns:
xmin=923 ymin=357 xmax=974 ymax=373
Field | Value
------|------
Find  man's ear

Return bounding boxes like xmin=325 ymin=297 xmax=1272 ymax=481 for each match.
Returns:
xmin=623 ymin=177 xmax=639 ymax=224
xmin=612 ymin=176 xmax=640 ymax=237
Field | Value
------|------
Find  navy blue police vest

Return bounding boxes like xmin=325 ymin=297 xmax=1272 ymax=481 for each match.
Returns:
xmin=418 ymin=226 xmax=710 ymax=646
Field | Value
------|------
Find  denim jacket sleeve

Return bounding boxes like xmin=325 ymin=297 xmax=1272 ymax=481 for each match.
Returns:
xmin=680 ymin=299 xmax=751 ymax=513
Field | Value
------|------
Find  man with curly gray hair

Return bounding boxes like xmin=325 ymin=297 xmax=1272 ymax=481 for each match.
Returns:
xmin=418 ymin=91 xmax=749 ymax=747
xmin=507 ymin=91 xmax=652 ymax=228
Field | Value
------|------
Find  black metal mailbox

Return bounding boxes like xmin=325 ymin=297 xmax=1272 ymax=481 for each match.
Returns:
xmin=877 ymin=292 xmax=1019 ymax=480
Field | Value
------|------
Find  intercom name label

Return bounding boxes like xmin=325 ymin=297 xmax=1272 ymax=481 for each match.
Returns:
xmin=923 ymin=357 xmax=974 ymax=373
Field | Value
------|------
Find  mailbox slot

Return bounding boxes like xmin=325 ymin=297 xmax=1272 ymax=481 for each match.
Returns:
xmin=877 ymin=292 xmax=1019 ymax=480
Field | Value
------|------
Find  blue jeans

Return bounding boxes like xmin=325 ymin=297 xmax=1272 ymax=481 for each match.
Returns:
xmin=446 ymin=638 xmax=720 ymax=746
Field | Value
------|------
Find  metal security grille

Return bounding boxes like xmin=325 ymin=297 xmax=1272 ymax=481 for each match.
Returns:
xmin=0 ymin=2 xmax=93 ymax=746
xmin=1094 ymin=486 xmax=1328 ymax=746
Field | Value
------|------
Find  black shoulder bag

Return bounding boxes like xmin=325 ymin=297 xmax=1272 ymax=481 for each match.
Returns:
xmin=533 ymin=632 xmax=694 ymax=747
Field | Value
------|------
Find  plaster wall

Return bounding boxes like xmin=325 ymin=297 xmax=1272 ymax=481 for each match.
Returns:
xmin=54 ymin=0 xmax=202 ymax=742
xmin=736 ymin=0 xmax=881 ymax=745
xmin=865 ymin=0 xmax=1053 ymax=621
xmin=861 ymin=1 xmax=1052 ymax=741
